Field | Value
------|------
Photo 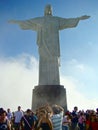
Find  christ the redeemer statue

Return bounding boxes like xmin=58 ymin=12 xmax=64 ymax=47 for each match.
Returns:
xmin=9 ymin=4 xmax=90 ymax=85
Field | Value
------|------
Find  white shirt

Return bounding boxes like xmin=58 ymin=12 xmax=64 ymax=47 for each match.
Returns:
xmin=14 ymin=110 xmax=23 ymax=123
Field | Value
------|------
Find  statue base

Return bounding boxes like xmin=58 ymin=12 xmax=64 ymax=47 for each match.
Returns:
xmin=32 ymin=85 xmax=67 ymax=112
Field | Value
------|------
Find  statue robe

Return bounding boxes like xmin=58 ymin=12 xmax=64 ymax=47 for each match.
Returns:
xmin=12 ymin=16 xmax=79 ymax=85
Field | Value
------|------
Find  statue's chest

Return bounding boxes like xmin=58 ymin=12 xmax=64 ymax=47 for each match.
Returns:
xmin=43 ymin=18 xmax=59 ymax=29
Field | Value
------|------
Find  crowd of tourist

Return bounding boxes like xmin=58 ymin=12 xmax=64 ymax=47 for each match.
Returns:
xmin=0 ymin=104 xmax=98 ymax=130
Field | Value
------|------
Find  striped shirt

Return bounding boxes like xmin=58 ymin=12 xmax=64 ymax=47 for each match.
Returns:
xmin=51 ymin=112 xmax=63 ymax=130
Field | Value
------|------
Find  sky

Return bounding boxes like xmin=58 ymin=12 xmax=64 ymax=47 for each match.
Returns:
xmin=0 ymin=0 xmax=98 ymax=112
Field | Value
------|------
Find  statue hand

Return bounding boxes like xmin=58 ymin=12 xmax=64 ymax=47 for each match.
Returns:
xmin=8 ymin=20 xmax=18 ymax=24
xmin=79 ymin=15 xmax=90 ymax=20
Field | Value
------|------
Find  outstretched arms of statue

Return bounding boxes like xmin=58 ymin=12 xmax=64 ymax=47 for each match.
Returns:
xmin=59 ymin=15 xmax=90 ymax=30
xmin=78 ymin=15 xmax=90 ymax=20
xmin=8 ymin=19 xmax=32 ymax=30
xmin=8 ymin=19 xmax=37 ymax=30
xmin=8 ymin=20 xmax=21 ymax=24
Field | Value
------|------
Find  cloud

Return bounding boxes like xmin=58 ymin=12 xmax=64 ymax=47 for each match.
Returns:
xmin=61 ymin=75 xmax=98 ymax=111
xmin=0 ymin=54 xmax=38 ymax=112
xmin=64 ymin=58 xmax=97 ymax=80
xmin=61 ymin=59 xmax=98 ymax=111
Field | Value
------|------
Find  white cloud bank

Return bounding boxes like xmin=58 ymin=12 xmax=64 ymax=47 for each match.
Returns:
xmin=0 ymin=54 xmax=38 ymax=111
xmin=0 ymin=54 xmax=97 ymax=112
xmin=61 ymin=75 xmax=98 ymax=111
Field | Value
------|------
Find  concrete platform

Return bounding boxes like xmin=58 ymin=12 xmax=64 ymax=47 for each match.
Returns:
xmin=32 ymin=85 xmax=67 ymax=112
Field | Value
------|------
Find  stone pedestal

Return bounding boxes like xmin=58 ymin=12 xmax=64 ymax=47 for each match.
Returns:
xmin=32 ymin=85 xmax=67 ymax=112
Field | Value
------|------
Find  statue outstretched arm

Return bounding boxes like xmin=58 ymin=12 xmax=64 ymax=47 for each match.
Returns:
xmin=78 ymin=15 xmax=90 ymax=20
xmin=8 ymin=20 xmax=21 ymax=24
xmin=59 ymin=15 xmax=90 ymax=30
xmin=8 ymin=19 xmax=38 ymax=30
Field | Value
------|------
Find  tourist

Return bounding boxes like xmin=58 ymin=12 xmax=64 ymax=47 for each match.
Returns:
xmin=71 ymin=106 xmax=78 ymax=130
xmin=14 ymin=106 xmax=23 ymax=130
xmin=62 ymin=112 xmax=71 ymax=130
xmin=0 ymin=108 xmax=11 ymax=130
xmin=85 ymin=110 xmax=91 ymax=130
xmin=90 ymin=111 xmax=98 ymax=130
xmin=78 ymin=112 xmax=86 ymax=130
xmin=7 ymin=109 xmax=13 ymax=122
xmin=21 ymin=109 xmax=35 ymax=130
xmin=36 ymin=109 xmax=53 ymax=130
xmin=96 ymin=108 xmax=98 ymax=116
xmin=51 ymin=104 xmax=64 ymax=130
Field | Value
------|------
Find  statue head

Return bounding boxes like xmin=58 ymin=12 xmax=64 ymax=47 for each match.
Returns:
xmin=44 ymin=4 xmax=52 ymax=16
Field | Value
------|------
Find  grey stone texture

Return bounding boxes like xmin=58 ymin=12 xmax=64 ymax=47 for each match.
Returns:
xmin=32 ymin=85 xmax=67 ymax=112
